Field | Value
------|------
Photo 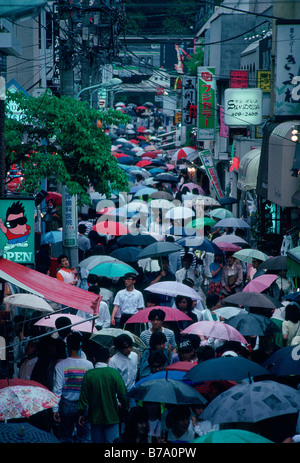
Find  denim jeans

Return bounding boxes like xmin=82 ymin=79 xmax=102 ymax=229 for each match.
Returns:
xmin=59 ymin=397 xmax=91 ymax=443
xmin=91 ymin=423 xmax=119 ymax=443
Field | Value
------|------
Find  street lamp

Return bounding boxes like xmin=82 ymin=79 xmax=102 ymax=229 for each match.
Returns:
xmin=75 ymin=78 xmax=122 ymax=101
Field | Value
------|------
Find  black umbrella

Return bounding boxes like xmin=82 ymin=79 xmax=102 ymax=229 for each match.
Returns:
xmin=263 ymin=346 xmax=300 ymax=376
xmin=110 ymin=246 xmax=142 ymax=263
xmin=127 ymin=378 xmax=207 ymax=405
xmin=183 ymin=357 xmax=271 ymax=383
xmin=218 ymin=197 xmax=238 ymax=205
xmin=155 ymin=173 xmax=179 ymax=183
xmin=0 ymin=422 xmax=60 ymax=443
xmin=226 ymin=313 xmax=281 ymax=336
xmin=222 ymin=292 xmax=281 ymax=309
xmin=257 ymin=256 xmax=287 ymax=272
xmin=137 ymin=241 xmax=183 ymax=260
xmin=117 ymin=233 xmax=157 ymax=247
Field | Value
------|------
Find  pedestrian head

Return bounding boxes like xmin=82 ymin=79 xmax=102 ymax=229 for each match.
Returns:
xmin=66 ymin=331 xmax=82 ymax=352
xmin=148 ymin=350 xmax=167 ymax=374
xmin=78 ymin=224 xmax=87 ymax=235
xmin=145 ymin=292 xmax=160 ymax=307
xmin=88 ymin=285 xmax=100 ymax=295
xmin=206 ymin=293 xmax=220 ymax=311
xmin=285 ymin=302 xmax=300 ymax=323
xmin=90 ymin=343 xmax=110 ymax=364
xmin=57 ymin=254 xmax=69 ymax=268
xmin=114 ymin=333 xmax=133 ymax=356
xmin=149 ymin=331 xmax=167 ymax=350
xmin=55 ymin=316 xmax=72 ymax=338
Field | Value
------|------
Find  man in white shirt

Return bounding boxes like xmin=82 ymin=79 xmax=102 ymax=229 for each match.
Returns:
xmin=175 ymin=253 xmax=200 ymax=289
xmin=108 ymin=334 xmax=138 ymax=392
xmin=111 ymin=273 xmax=144 ymax=329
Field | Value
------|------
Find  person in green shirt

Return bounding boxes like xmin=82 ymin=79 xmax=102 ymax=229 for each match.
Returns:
xmin=78 ymin=344 xmax=128 ymax=443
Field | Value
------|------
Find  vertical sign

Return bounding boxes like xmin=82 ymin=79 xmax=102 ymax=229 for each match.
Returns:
xmin=219 ymin=106 xmax=229 ymax=138
xmin=257 ymin=70 xmax=271 ymax=92
xmin=0 ymin=198 xmax=35 ymax=263
xmin=230 ymin=70 xmax=249 ymax=88
xmin=181 ymin=76 xmax=197 ymax=126
xmin=62 ymin=186 xmax=78 ymax=247
xmin=198 ymin=150 xmax=224 ymax=199
xmin=274 ymin=24 xmax=300 ymax=116
xmin=197 ymin=67 xmax=216 ymax=140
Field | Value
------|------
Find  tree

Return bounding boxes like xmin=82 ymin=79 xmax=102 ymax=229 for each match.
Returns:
xmin=185 ymin=44 xmax=204 ymax=76
xmin=4 ymin=91 xmax=130 ymax=205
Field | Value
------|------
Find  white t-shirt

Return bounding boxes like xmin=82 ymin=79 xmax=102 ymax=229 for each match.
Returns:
xmin=113 ymin=288 xmax=144 ymax=315
xmin=108 ymin=351 xmax=138 ymax=390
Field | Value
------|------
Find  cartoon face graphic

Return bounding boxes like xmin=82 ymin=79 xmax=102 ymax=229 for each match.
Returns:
xmin=0 ymin=201 xmax=31 ymax=251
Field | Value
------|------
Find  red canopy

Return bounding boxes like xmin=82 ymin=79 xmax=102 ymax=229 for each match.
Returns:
xmin=0 ymin=258 xmax=100 ymax=314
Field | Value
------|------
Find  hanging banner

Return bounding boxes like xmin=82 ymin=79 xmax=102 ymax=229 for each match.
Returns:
xmin=197 ymin=67 xmax=216 ymax=140
xmin=181 ymin=76 xmax=197 ymax=126
xmin=62 ymin=186 xmax=78 ymax=247
xmin=198 ymin=150 xmax=224 ymax=199
xmin=0 ymin=197 xmax=35 ymax=263
xmin=230 ymin=70 xmax=249 ymax=88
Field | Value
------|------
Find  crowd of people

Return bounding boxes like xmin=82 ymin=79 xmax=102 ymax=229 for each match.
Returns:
xmin=1 ymin=127 xmax=300 ymax=444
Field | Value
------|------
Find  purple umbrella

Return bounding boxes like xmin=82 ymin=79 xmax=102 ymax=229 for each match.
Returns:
xmin=144 ymin=281 xmax=203 ymax=300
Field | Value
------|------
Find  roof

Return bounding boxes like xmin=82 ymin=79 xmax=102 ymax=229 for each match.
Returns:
xmin=0 ymin=1 xmax=46 ymax=19
xmin=0 ymin=258 xmax=100 ymax=314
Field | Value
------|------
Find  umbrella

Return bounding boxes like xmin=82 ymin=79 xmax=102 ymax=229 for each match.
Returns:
xmin=93 ymin=220 xmax=129 ymax=236
xmin=134 ymin=187 xmax=157 ymax=197
xmin=155 ymin=173 xmax=179 ymax=183
xmin=145 ymin=281 xmax=203 ymax=301
xmin=110 ymin=246 xmax=142 ymax=263
xmin=90 ymin=328 xmax=146 ymax=350
xmin=243 ymin=274 xmax=278 ymax=293
xmin=79 ymin=255 xmax=120 ymax=271
xmin=213 ymin=218 xmax=250 ymax=229
xmin=0 ymin=378 xmax=48 ymax=390
xmin=0 ymin=386 xmax=60 ymax=421
xmin=222 ymin=291 xmax=281 ymax=309
xmin=209 ymin=208 xmax=235 ymax=219
xmin=226 ymin=313 xmax=281 ymax=336
xmin=137 ymin=241 xmax=183 ymax=260
xmin=4 ymin=294 xmax=54 ymax=313
xmin=41 ymin=230 xmax=63 ymax=245
xmin=192 ymin=429 xmax=273 ymax=444
xmin=214 ymin=306 xmax=246 ymax=320
xmin=258 ymin=255 xmax=287 ymax=271
xmin=233 ymin=249 xmax=269 ymax=263
xmin=184 ymin=357 xmax=271 ymax=383
xmin=135 ymin=160 xmax=153 ymax=168
xmin=213 ymin=234 xmax=249 ymax=246
xmin=133 ymin=371 xmax=186 ymax=388
xmin=137 ymin=135 xmax=147 ymax=141
xmin=191 ymin=195 xmax=220 ymax=207
xmin=117 ymin=233 xmax=158 ymax=247
xmin=211 ymin=242 xmax=241 ymax=252
xmin=165 ymin=207 xmax=195 ymax=221
xmin=177 ymin=237 xmax=223 ymax=254
xmin=165 ymin=362 xmax=196 ymax=372
xmin=186 ymin=217 xmax=216 ymax=229
xmin=166 ymin=226 xmax=198 ymax=237
xmin=180 ymin=182 xmax=204 ymax=195
xmin=0 ymin=422 xmax=61 ymax=443
xmin=218 ymin=196 xmax=238 ymax=205
xmin=127 ymin=378 xmax=207 ymax=405
xmin=172 ymin=147 xmax=197 ymax=161
xmin=46 ymin=191 xmax=62 ymax=206
xmin=201 ymin=380 xmax=300 ymax=424
xmin=181 ymin=321 xmax=248 ymax=344
xmin=34 ymin=313 xmax=97 ymax=333
xmin=263 ymin=346 xmax=300 ymax=376
xmin=89 ymin=261 xmax=137 ymax=278
xmin=125 ymin=306 xmax=192 ymax=324
xmin=149 ymin=191 xmax=173 ymax=200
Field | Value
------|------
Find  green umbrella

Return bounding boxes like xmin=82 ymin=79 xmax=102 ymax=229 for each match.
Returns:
xmin=192 ymin=429 xmax=273 ymax=443
xmin=90 ymin=328 xmax=146 ymax=350
xmin=209 ymin=208 xmax=235 ymax=220
xmin=186 ymin=217 xmax=216 ymax=229
xmin=233 ymin=248 xmax=269 ymax=264
xmin=89 ymin=261 xmax=137 ymax=278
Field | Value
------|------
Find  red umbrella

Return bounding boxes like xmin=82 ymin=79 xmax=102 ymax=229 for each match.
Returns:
xmin=135 ymin=160 xmax=153 ymax=168
xmin=141 ymin=152 xmax=158 ymax=159
xmin=129 ymin=139 xmax=139 ymax=144
xmin=136 ymin=126 xmax=146 ymax=132
xmin=136 ymin=106 xmax=147 ymax=111
xmin=172 ymin=147 xmax=197 ymax=161
xmin=125 ymin=306 xmax=192 ymax=324
xmin=0 ymin=379 xmax=48 ymax=390
xmin=165 ymin=362 xmax=196 ymax=372
xmin=112 ymin=153 xmax=130 ymax=158
xmin=93 ymin=220 xmax=129 ymax=236
xmin=46 ymin=191 xmax=62 ymax=206
xmin=137 ymin=135 xmax=147 ymax=141
xmin=213 ymin=242 xmax=241 ymax=252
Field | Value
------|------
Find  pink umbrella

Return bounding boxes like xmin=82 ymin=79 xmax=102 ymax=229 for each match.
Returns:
xmin=165 ymin=362 xmax=196 ymax=372
xmin=34 ymin=313 xmax=97 ymax=333
xmin=182 ymin=321 xmax=247 ymax=344
xmin=125 ymin=306 xmax=192 ymax=324
xmin=242 ymin=274 xmax=278 ymax=293
xmin=214 ymin=242 xmax=241 ymax=252
xmin=181 ymin=182 xmax=205 ymax=195
xmin=93 ymin=220 xmax=129 ymax=236
xmin=172 ymin=147 xmax=197 ymax=161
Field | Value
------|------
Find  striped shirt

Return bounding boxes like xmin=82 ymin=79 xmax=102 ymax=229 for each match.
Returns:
xmin=140 ymin=327 xmax=177 ymax=351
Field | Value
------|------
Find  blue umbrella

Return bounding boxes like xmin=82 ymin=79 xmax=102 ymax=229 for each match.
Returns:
xmin=134 ymin=187 xmax=156 ymax=197
xmin=263 ymin=346 xmax=300 ymax=376
xmin=147 ymin=168 xmax=165 ymax=175
xmin=129 ymin=185 xmax=145 ymax=194
xmin=132 ymin=370 xmax=187 ymax=389
xmin=177 ymin=236 xmax=223 ymax=254
xmin=118 ymin=156 xmax=135 ymax=164
xmin=0 ymin=422 xmax=61 ymax=443
xmin=41 ymin=230 xmax=63 ymax=244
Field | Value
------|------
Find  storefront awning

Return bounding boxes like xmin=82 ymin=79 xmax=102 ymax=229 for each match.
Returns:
xmin=0 ymin=258 xmax=100 ymax=314
xmin=287 ymin=246 xmax=300 ymax=277
xmin=237 ymin=148 xmax=261 ymax=191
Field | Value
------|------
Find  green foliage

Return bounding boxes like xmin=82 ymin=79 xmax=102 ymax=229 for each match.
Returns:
xmin=185 ymin=45 xmax=204 ymax=76
xmin=5 ymin=91 xmax=130 ymax=204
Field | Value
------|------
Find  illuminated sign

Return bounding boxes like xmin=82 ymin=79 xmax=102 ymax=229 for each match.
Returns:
xmin=197 ymin=67 xmax=216 ymax=140
xmin=224 ymin=88 xmax=263 ymax=126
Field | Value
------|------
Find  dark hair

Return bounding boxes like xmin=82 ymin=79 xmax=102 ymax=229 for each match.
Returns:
xmin=78 ymin=224 xmax=87 ymax=234
xmin=114 ymin=334 xmax=133 ymax=350
xmin=145 ymin=293 xmax=160 ymax=305
xmin=57 ymin=254 xmax=68 ymax=265
xmin=122 ymin=407 xmax=149 ymax=443
xmin=285 ymin=303 xmax=300 ymax=323
xmin=149 ymin=331 xmax=167 ymax=349
xmin=182 ymin=253 xmax=193 ymax=264
xmin=90 ymin=343 xmax=110 ymax=363
xmin=124 ymin=272 xmax=137 ymax=280
xmin=174 ymin=295 xmax=193 ymax=311
xmin=88 ymin=285 xmax=100 ymax=295
xmin=55 ymin=316 xmax=71 ymax=331
xmin=148 ymin=350 xmax=167 ymax=369
xmin=66 ymin=332 xmax=82 ymax=351
xmin=206 ymin=293 xmax=220 ymax=309
xmin=166 ymin=405 xmax=191 ymax=428
xmin=197 ymin=344 xmax=215 ymax=362
xmin=6 ymin=200 xmax=25 ymax=220
xmin=148 ymin=308 xmax=166 ymax=321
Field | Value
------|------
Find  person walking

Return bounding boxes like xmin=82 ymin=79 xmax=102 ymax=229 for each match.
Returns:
xmin=78 ymin=344 xmax=127 ymax=443
xmin=110 ymin=273 xmax=144 ymax=329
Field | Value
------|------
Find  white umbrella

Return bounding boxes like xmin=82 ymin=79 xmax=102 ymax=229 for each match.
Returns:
xmin=213 ymin=234 xmax=249 ymax=246
xmin=165 ymin=206 xmax=195 ymax=220
xmin=4 ymin=294 xmax=54 ymax=313
xmin=145 ymin=281 xmax=203 ymax=300
xmin=214 ymin=306 xmax=247 ymax=319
